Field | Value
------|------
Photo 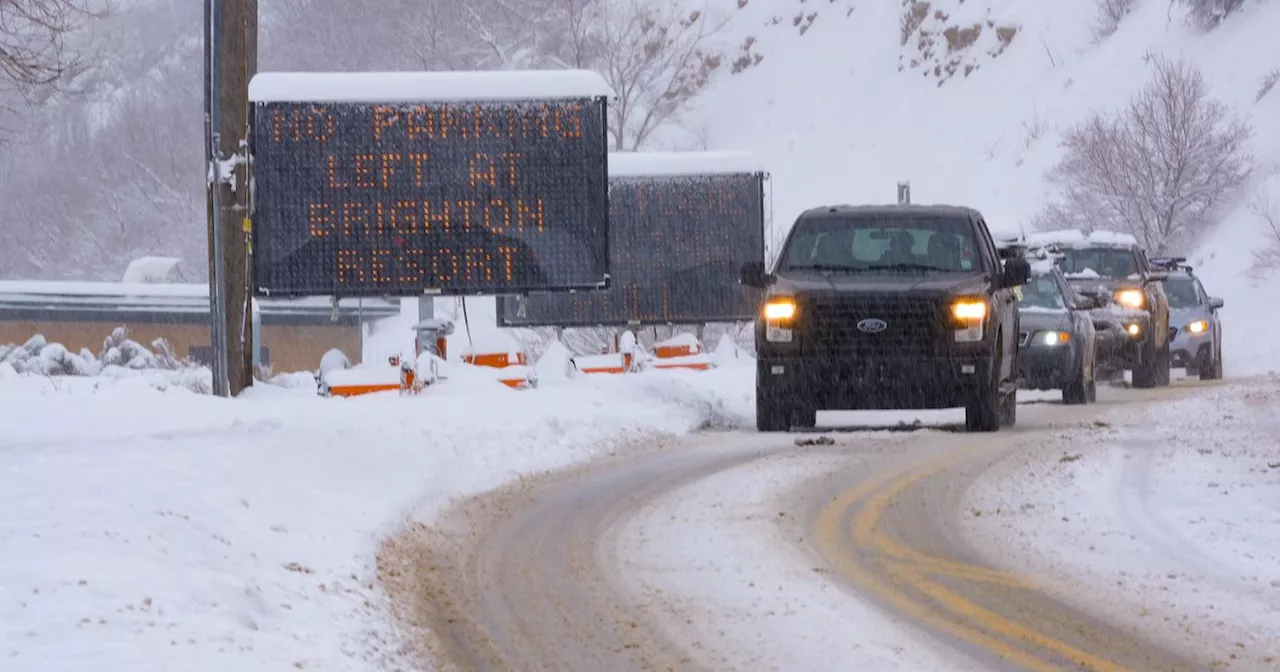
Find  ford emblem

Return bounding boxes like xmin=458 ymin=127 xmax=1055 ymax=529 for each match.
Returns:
xmin=857 ymin=318 xmax=888 ymax=333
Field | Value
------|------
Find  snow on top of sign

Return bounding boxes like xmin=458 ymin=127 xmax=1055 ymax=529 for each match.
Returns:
xmin=608 ymin=151 xmax=765 ymax=177
xmin=248 ymin=70 xmax=614 ymax=103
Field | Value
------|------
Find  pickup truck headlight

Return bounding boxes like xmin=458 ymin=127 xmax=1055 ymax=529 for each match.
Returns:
xmin=762 ymin=297 xmax=797 ymax=342
xmin=763 ymin=298 xmax=797 ymax=321
xmin=1114 ymin=289 xmax=1144 ymax=309
xmin=951 ymin=298 xmax=987 ymax=342
xmin=951 ymin=299 xmax=988 ymax=321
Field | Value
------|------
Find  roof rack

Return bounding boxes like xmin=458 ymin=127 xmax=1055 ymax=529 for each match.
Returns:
xmin=1149 ymin=256 xmax=1193 ymax=272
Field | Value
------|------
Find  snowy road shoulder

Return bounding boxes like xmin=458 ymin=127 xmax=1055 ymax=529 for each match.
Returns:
xmin=960 ymin=376 xmax=1280 ymax=669
xmin=0 ymin=364 xmax=754 ymax=672
xmin=612 ymin=434 xmax=985 ymax=672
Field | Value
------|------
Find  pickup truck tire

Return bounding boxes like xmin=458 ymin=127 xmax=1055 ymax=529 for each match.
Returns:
xmin=965 ymin=348 xmax=1002 ymax=433
xmin=1157 ymin=342 xmax=1172 ymax=386
xmin=755 ymin=370 xmax=817 ymax=432
xmin=998 ymin=387 xmax=1017 ymax=427
xmin=756 ymin=384 xmax=791 ymax=432
xmin=1132 ymin=337 xmax=1160 ymax=389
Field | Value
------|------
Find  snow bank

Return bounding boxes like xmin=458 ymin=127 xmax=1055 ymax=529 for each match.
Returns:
xmin=534 ymin=340 xmax=574 ymax=383
xmin=962 ymin=376 xmax=1280 ymax=666
xmin=0 ymin=362 xmax=753 ymax=671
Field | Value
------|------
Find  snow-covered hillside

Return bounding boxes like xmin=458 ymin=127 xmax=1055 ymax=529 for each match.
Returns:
xmin=694 ymin=0 xmax=1280 ymax=373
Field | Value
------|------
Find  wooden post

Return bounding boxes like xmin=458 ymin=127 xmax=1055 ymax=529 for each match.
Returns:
xmin=207 ymin=0 xmax=258 ymax=396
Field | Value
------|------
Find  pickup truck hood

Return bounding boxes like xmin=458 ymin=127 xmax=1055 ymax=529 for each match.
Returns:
xmin=773 ymin=271 xmax=990 ymax=297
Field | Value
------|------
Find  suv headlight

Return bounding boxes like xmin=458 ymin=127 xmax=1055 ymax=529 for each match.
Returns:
xmin=1034 ymin=330 xmax=1071 ymax=346
xmin=1187 ymin=319 xmax=1207 ymax=334
xmin=762 ymin=297 xmax=797 ymax=342
xmin=1114 ymin=289 xmax=1144 ymax=309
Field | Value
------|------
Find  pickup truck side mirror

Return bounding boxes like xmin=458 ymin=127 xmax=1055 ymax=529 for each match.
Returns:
xmin=1209 ymin=296 xmax=1224 ymax=310
xmin=1001 ymin=258 xmax=1031 ymax=288
xmin=740 ymin=261 xmax=773 ymax=289
xmin=1147 ymin=270 xmax=1169 ymax=283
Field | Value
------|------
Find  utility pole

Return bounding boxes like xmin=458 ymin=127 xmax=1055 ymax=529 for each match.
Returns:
xmin=204 ymin=0 xmax=258 ymax=397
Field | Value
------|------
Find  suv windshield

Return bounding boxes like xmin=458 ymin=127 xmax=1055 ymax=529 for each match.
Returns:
xmin=1164 ymin=276 xmax=1201 ymax=308
xmin=779 ymin=215 xmax=980 ymax=274
xmin=1055 ymin=247 xmax=1138 ymax=278
xmin=1017 ymin=273 xmax=1066 ymax=310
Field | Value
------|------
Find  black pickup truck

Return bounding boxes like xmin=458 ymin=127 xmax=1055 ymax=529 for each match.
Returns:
xmin=741 ymin=204 xmax=1031 ymax=432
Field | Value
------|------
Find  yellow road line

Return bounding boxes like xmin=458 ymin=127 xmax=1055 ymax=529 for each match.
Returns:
xmin=814 ymin=435 xmax=1128 ymax=671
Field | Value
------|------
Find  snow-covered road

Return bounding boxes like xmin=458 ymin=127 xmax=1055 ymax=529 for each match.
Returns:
xmin=962 ymin=375 xmax=1280 ymax=670
xmin=385 ymin=377 xmax=1271 ymax=671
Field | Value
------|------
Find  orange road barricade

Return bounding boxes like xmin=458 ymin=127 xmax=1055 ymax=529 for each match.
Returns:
xmin=649 ymin=334 xmax=713 ymax=372
xmin=461 ymin=345 xmax=537 ymax=389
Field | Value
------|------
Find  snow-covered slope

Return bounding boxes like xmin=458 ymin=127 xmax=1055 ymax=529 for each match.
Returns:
xmin=697 ymin=0 xmax=1280 ymax=373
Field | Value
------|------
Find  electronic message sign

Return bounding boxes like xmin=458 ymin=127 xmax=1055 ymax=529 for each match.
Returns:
xmin=495 ymin=152 xmax=766 ymax=327
xmin=247 ymin=71 xmax=612 ymax=298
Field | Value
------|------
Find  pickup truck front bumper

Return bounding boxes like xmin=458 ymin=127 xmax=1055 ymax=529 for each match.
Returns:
xmin=757 ymin=354 xmax=995 ymax=411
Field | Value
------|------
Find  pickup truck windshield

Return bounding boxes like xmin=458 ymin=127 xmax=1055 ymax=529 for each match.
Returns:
xmin=1056 ymin=248 xmax=1137 ymax=279
xmin=779 ymin=216 xmax=980 ymax=274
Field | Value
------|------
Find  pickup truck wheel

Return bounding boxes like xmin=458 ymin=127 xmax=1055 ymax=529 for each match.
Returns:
xmin=998 ymin=386 xmax=1017 ymax=427
xmin=1131 ymin=337 xmax=1160 ymax=389
xmin=965 ymin=350 xmax=1001 ymax=433
xmin=793 ymin=405 xmax=817 ymax=430
xmin=756 ymin=387 xmax=791 ymax=432
xmin=1157 ymin=342 xmax=1172 ymax=386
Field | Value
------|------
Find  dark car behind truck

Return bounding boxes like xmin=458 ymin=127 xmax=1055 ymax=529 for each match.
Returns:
xmin=741 ymin=204 xmax=1031 ymax=433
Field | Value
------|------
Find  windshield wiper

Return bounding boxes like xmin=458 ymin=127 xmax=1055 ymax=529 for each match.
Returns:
xmin=786 ymin=264 xmax=866 ymax=273
xmin=873 ymin=263 xmax=951 ymax=273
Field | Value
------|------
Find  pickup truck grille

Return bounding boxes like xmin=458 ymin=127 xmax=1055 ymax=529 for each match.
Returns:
xmin=800 ymin=296 xmax=950 ymax=357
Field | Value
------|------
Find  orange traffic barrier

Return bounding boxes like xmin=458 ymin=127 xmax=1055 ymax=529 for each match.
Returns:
xmin=464 ymin=351 xmax=527 ymax=368
xmin=650 ymin=360 xmax=713 ymax=372
xmin=327 ymin=382 xmax=401 ymax=397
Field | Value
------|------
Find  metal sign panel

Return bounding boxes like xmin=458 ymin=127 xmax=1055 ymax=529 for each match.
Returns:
xmin=496 ymin=171 xmax=765 ymax=326
xmin=250 ymin=98 xmax=610 ymax=297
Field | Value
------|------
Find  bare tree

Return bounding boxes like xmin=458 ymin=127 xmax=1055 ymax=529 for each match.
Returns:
xmin=1181 ymin=0 xmax=1247 ymax=30
xmin=1092 ymin=0 xmax=1136 ymax=40
xmin=586 ymin=0 xmax=728 ymax=150
xmin=1037 ymin=55 xmax=1252 ymax=254
xmin=0 ymin=0 xmax=105 ymax=139
xmin=1250 ymin=189 xmax=1280 ymax=275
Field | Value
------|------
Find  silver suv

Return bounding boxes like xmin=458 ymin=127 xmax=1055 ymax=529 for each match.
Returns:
xmin=1150 ymin=257 xmax=1224 ymax=380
